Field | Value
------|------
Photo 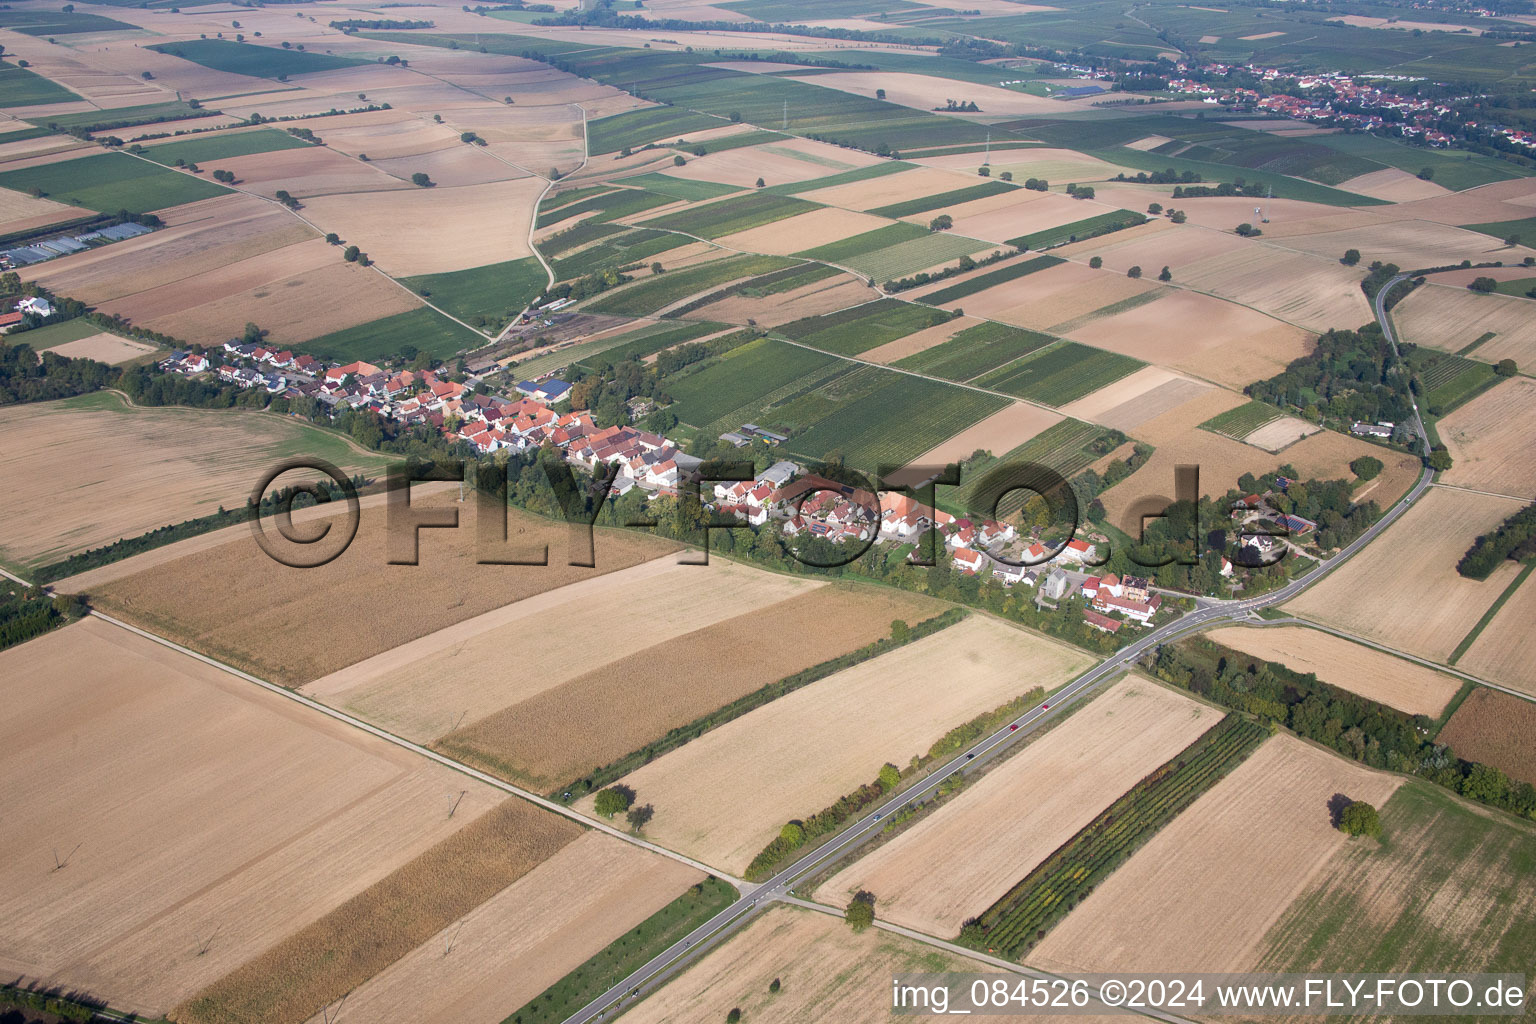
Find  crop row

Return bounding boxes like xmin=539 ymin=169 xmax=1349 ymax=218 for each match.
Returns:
xmin=896 ymin=321 xmax=1054 ymax=383
xmin=978 ymin=341 xmax=1144 ymax=406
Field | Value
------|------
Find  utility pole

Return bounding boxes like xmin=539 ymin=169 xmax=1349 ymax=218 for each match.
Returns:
xmin=783 ymin=100 xmax=787 ymax=130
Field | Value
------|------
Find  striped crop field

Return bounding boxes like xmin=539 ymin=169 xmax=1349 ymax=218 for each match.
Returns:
xmin=975 ymin=342 xmax=1144 ymax=406
xmin=895 ymin=321 xmax=1054 ymax=382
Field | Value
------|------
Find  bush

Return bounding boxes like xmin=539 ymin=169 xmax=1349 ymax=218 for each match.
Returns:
xmin=1469 ymin=276 xmax=1498 ymax=293
xmin=1127 ymin=265 xmax=1142 ymax=279
xmin=845 ymin=891 xmax=876 ymax=932
xmin=1339 ymin=800 xmax=1382 ymax=838
xmin=929 ymin=214 xmax=952 ymax=231
xmin=878 ymin=763 xmax=900 ymax=791
xmin=593 ymin=784 xmax=635 ymax=818
xmin=1350 ymin=455 xmax=1383 ymax=481
xmin=977 ymin=165 xmax=990 ymax=177
xmin=1158 ymin=265 xmax=1171 ymax=282
xmin=1496 ymin=358 xmax=1518 ymax=376
xmin=673 ymin=154 xmax=686 ymax=167
xmin=410 ymin=171 xmax=434 ymax=187
xmin=1235 ymin=222 xmax=1261 ymax=237
xmin=1089 ymin=256 xmax=1102 ymax=269
xmin=1341 ymin=248 xmax=1360 ymax=266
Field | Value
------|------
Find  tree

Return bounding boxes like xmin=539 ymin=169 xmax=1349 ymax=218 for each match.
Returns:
xmin=1341 ymin=248 xmax=1361 ymax=266
xmin=1469 ymin=276 xmax=1498 ymax=293
xmin=1496 ymin=358 xmax=1518 ymax=376
xmin=726 ymin=1010 xmax=741 ymax=1024
xmin=755 ymin=177 xmax=765 ymax=187
xmin=1073 ymin=185 xmax=1095 ymax=200
xmin=410 ymin=171 xmax=434 ymax=187
xmin=1429 ymin=448 xmax=1454 ymax=471
xmin=141 ymin=70 xmax=154 ymax=80
xmin=729 ymin=110 xmax=742 ymax=122
xmin=1350 ymin=455 xmax=1383 ymax=480
xmin=1089 ymin=256 xmax=1103 ymax=269
xmin=928 ymin=214 xmax=953 ymax=232
xmin=875 ymin=88 xmax=886 ymax=99
xmin=890 ymin=618 xmax=910 ymax=642
xmin=1339 ymin=800 xmax=1382 ymax=838
xmin=769 ymin=978 xmax=781 ymax=994
xmin=593 ymin=784 xmax=636 ymax=818
xmin=651 ymin=261 xmax=664 ymax=275
xmin=1169 ymin=209 xmax=1186 ymax=224
xmin=1505 ymin=234 xmax=1521 ymax=248
xmin=1127 ymin=265 xmax=1142 ymax=279
xmin=1000 ymin=171 xmax=1012 ymax=181
xmin=1147 ymin=202 xmax=1162 ymax=215
xmin=673 ymin=155 xmax=686 ymax=167
xmin=977 ymin=165 xmax=990 ymax=177
xmin=1158 ymin=265 xmax=1171 ymax=282
xmin=1417 ymin=166 xmax=1435 ymax=181
xmin=845 ymin=890 xmax=876 ymax=932
xmin=625 ymin=802 xmax=654 ymax=831
xmin=878 ymin=762 xmax=900 ymax=792
xmin=343 ymin=245 xmax=360 ymax=262
xmin=324 ymin=232 xmax=340 ymax=245
xmin=1235 ymin=222 xmax=1260 ymax=237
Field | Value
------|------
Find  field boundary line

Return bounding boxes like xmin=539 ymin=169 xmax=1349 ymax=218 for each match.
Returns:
xmin=84 ymin=607 xmax=745 ymax=887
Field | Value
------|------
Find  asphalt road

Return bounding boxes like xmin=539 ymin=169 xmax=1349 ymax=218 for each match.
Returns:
xmin=560 ymin=285 xmax=1439 ymax=1024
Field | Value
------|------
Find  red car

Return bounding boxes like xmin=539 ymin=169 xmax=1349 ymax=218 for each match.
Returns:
xmin=1009 ymin=724 xmax=1019 ymax=732
xmin=1042 ymin=703 xmax=1050 ymax=710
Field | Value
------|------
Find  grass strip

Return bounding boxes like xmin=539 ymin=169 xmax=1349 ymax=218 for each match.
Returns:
xmin=1449 ymin=561 xmax=1535 ymax=665
xmin=917 ymin=254 xmax=1062 ymax=307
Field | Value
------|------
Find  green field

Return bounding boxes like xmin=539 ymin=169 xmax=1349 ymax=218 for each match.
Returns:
xmin=965 ymin=716 xmax=1266 ymax=958
xmin=794 ymin=222 xmax=928 ymax=264
xmin=639 ymin=192 xmax=819 ymax=239
xmin=0 ymin=152 xmax=229 ymax=213
xmin=1199 ymin=400 xmax=1284 ymax=441
xmin=723 ymin=0 xmax=922 ymax=19
xmin=917 ymin=254 xmax=1063 ymax=307
xmin=535 ymin=220 xmax=625 ymax=259
xmin=731 ymin=261 xmax=842 ymax=296
xmin=666 ymin=337 xmax=838 ymax=428
xmin=1046 ymin=289 xmax=1165 ymax=335
xmin=618 ymin=173 xmax=742 ymax=202
xmin=845 ymin=233 xmax=997 ymax=282
xmin=551 ymin=229 xmax=681 ymax=280
xmin=587 ymin=106 xmax=723 ymax=154
xmin=1461 ymin=216 xmax=1536 ymax=247
xmin=783 ymin=366 xmax=1008 ymax=470
xmin=0 ymin=60 xmax=80 ymax=107
xmin=399 ymin=258 xmax=546 ymax=330
xmin=139 ymin=129 xmax=312 ymax=166
xmin=586 ymin=255 xmax=795 ymax=317
xmin=777 ymin=297 xmax=954 ymax=357
xmin=1008 ymin=209 xmax=1147 ymax=251
xmin=976 ymin=341 xmax=1144 ymax=406
xmin=0 ymin=126 xmax=53 ymax=145
xmin=573 ymin=320 xmax=726 ymax=372
xmin=0 ymin=9 xmax=136 ymax=34
xmin=762 ymin=161 xmax=913 ymax=196
xmin=673 ymin=128 xmax=788 ymax=155
xmin=14 ymin=318 xmax=107 ymax=351
xmin=500 ymin=877 xmax=737 ymax=1024
xmin=1312 ymin=132 xmax=1529 ymax=192
xmin=28 ymin=100 xmax=204 ymax=132
xmin=1409 ymin=348 xmax=1501 ymax=415
xmin=1258 ymin=782 xmax=1536 ymax=980
xmin=1088 ymin=147 xmax=1385 ymax=207
xmin=1491 ymin=278 xmax=1536 ymax=300
xmin=869 ymin=179 xmax=1017 ymax=219
xmin=535 ymin=188 xmax=675 ymax=229
xmin=895 ymin=321 xmax=1054 ymax=382
xmin=147 ymin=40 xmax=368 ymax=77
xmin=301 ymin=306 xmax=481 ymax=362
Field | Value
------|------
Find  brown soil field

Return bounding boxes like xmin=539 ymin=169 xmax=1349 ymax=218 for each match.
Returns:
xmin=960 ymin=261 xmax=1154 ymax=326
xmin=1059 ymin=365 xmax=1212 ymax=431
xmin=305 ymin=111 xmax=462 ymax=161
xmin=0 ymin=394 xmax=387 ymax=569
xmin=949 ymin=190 xmax=1103 ymax=244
xmin=1394 ymin=284 xmax=1536 ymax=366
xmin=0 ymin=185 xmax=79 ymax=231
xmin=692 ymin=274 xmax=877 ymax=327
xmin=1066 ymin=287 xmax=1313 ymax=389
xmin=815 ymin=675 xmax=1218 ymax=935
xmin=0 ymin=617 xmax=505 ymax=1016
xmin=922 ymin=148 xmax=1137 ymax=183
xmin=1030 ymin=735 xmax=1402 ymax=974
xmin=1388 ymin=176 xmax=1536 ymax=227
xmin=37 ymin=332 xmax=158 ymax=364
xmin=206 ymin=147 xmax=409 ymax=198
xmin=667 ymin=138 xmax=877 ymax=188
xmin=578 ymin=615 xmax=1094 ymax=874
xmin=799 ymin=165 xmax=965 ymax=210
xmin=369 ymin=143 xmax=530 ymax=188
xmin=621 ymin=904 xmax=1140 ymax=1024
xmin=23 ymin=194 xmax=314 ymax=303
xmin=859 ymin=314 xmax=979 ymax=363
xmin=1060 ymin=218 xmax=1239 ymax=271
xmin=1242 ymin=415 xmax=1321 ymax=452
xmin=1338 ymin=168 xmax=1450 ymax=202
xmin=300 ymin=177 xmax=543 ymax=275
xmin=716 ymin=206 xmax=891 ymax=255
xmin=1204 ymin=625 xmax=1461 ymax=716
xmin=439 ymin=583 xmax=944 ymax=789
xmin=91 ymin=494 xmax=680 ymax=687
xmin=66 ymin=37 xmax=269 ymax=98
xmin=146 ymin=259 xmax=424 ymax=346
xmin=1177 ymin=244 xmax=1371 ymax=332
xmin=293 ymin=833 xmax=700 ymax=1024
xmin=1285 ymin=486 xmax=1525 ymax=662
xmin=780 ymin=70 xmax=1062 ymax=116
xmin=1092 ymin=185 xmax=1352 ymax=233
xmin=1458 ymin=572 xmax=1536 ymax=698
xmin=1437 ymin=377 xmax=1536 ymax=499
xmin=176 ymin=795 xmax=579 ymax=1024
xmin=1437 ymin=686 xmax=1536 ymax=785
xmin=909 ymin=400 xmax=1062 ymax=469
xmin=1276 ymin=220 xmax=1531 ymax=269
xmin=98 ymin=237 xmax=337 ymax=322
xmin=112 ymin=115 xmax=245 ymax=141
xmin=303 ymin=557 xmax=820 ymax=741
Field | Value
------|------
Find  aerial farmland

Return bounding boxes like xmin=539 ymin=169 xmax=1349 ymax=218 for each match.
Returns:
xmin=2 ymin=0 xmax=1536 ymax=1021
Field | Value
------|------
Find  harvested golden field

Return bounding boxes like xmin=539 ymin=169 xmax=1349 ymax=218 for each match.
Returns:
xmin=1438 ymin=686 xmax=1536 ymax=785
xmin=1457 ymin=572 xmax=1536 ymax=698
xmin=1275 ymin=220 xmax=1525 ymax=270
xmin=300 ymin=177 xmax=544 ymax=275
xmin=1060 ymin=218 xmax=1241 ymax=271
xmin=0 ymin=184 xmax=78 ymax=232
xmin=925 ymin=148 xmax=1136 ymax=183
xmin=100 ymin=237 xmax=338 ymax=322
xmin=1338 ymin=167 xmax=1449 ymax=202
xmin=439 ymin=583 xmax=944 ymax=789
xmin=1243 ymin=415 xmax=1321 ymax=452
xmin=944 ymin=191 xmax=1090 ymax=244
xmin=176 ymin=796 xmax=579 ymax=1024
xmin=1438 ymin=377 xmax=1536 ymax=500
xmin=1059 ymin=365 xmax=1213 ymax=432
xmin=1285 ymin=487 xmax=1525 ymax=662
xmin=619 ymin=905 xmax=1139 ymax=1024
xmin=303 ymin=557 xmax=820 ymax=741
xmin=306 ymin=110 xmax=463 ymax=161
xmin=667 ymin=138 xmax=879 ymax=188
xmin=0 ymin=393 xmax=387 ymax=569
xmin=1066 ymin=288 xmax=1313 ymax=389
xmin=799 ymin=165 xmax=964 ymax=210
xmin=693 ymin=274 xmax=877 ymax=327
xmin=92 ymin=495 xmax=680 ymax=687
xmin=1204 ymin=625 xmax=1460 ymax=716
xmin=815 ymin=675 xmax=1219 ymax=935
xmin=1395 ymin=284 xmax=1536 ymax=363
xmin=716 ymin=207 xmax=890 ymax=255
xmin=909 ymin=400 xmax=1062 ymax=468
xmin=369 ymin=143 xmax=530 ymax=188
xmin=579 ymin=615 xmax=1094 ymax=874
xmin=960 ymin=261 xmax=1155 ymax=327
xmin=860 ymin=315 xmax=979 ymax=364
xmin=0 ymin=618 xmax=505 ymax=1016
xmin=1391 ymin=175 xmax=1536 ymax=226
xmin=208 ymin=146 xmax=409 ymax=198
xmin=293 ymin=833 xmax=700 ymax=1024
xmin=1178 ymin=244 xmax=1370 ymax=332
xmin=37 ymin=332 xmax=157 ymax=364
xmin=782 ymin=70 xmax=1060 ymax=117
xmin=1031 ymin=735 xmax=1402 ymax=975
